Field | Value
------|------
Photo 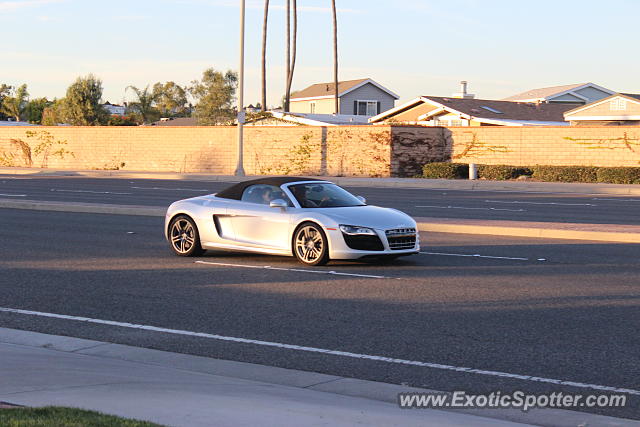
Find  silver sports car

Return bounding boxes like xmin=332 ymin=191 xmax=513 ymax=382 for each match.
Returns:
xmin=165 ymin=177 xmax=419 ymax=266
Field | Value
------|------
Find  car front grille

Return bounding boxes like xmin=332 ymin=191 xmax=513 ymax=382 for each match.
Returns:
xmin=385 ymin=228 xmax=417 ymax=250
xmin=342 ymin=233 xmax=384 ymax=251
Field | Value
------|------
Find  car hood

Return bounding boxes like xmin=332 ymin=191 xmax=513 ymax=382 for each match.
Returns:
xmin=315 ymin=205 xmax=415 ymax=230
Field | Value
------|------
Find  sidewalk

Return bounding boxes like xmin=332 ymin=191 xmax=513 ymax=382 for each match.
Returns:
xmin=0 ymin=329 xmax=525 ymax=427
xmin=3 ymin=328 xmax=638 ymax=427
xmin=2 ymin=167 xmax=640 ymax=195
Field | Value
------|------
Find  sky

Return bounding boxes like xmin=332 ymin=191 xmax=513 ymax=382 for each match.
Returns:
xmin=1 ymin=0 xmax=639 ymax=107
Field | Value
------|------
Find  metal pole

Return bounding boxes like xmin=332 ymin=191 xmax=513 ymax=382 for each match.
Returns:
xmin=469 ymin=163 xmax=478 ymax=180
xmin=235 ymin=0 xmax=246 ymax=176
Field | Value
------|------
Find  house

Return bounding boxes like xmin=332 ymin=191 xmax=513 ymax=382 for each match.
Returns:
xmin=503 ymin=83 xmax=614 ymax=105
xmin=245 ymin=112 xmax=371 ymax=127
xmin=102 ymin=101 xmax=126 ymax=116
xmin=369 ymin=96 xmax=577 ymax=126
xmin=289 ymin=78 xmax=399 ymax=116
xmin=0 ymin=120 xmax=37 ymax=126
xmin=150 ymin=117 xmax=197 ymax=126
xmin=564 ymin=93 xmax=640 ymax=126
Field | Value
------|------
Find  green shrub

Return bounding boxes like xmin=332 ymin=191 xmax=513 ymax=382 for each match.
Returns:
xmin=531 ymin=166 xmax=599 ymax=183
xmin=478 ymin=165 xmax=532 ymax=181
xmin=421 ymin=163 xmax=640 ymax=184
xmin=596 ymin=167 xmax=640 ymax=184
xmin=422 ymin=162 xmax=468 ymax=179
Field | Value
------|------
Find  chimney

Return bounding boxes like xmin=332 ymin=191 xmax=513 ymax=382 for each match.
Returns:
xmin=453 ymin=81 xmax=475 ymax=99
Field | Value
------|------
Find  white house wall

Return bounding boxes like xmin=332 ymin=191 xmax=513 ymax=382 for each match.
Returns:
xmin=339 ymin=83 xmax=396 ymax=115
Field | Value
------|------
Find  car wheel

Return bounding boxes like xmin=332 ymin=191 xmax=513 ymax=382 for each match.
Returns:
xmin=293 ymin=222 xmax=329 ymax=266
xmin=169 ymin=215 xmax=205 ymax=257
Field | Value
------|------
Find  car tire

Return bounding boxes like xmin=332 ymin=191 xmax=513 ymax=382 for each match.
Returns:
xmin=293 ymin=222 xmax=330 ymax=266
xmin=168 ymin=215 xmax=205 ymax=257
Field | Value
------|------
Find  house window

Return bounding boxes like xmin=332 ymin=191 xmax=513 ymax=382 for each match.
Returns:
xmin=355 ymin=100 xmax=379 ymax=116
xmin=310 ymin=102 xmax=316 ymax=114
xmin=610 ymin=98 xmax=626 ymax=111
xmin=433 ymin=119 xmax=463 ymax=127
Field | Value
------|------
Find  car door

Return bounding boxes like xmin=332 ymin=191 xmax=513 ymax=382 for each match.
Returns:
xmin=228 ymin=184 xmax=292 ymax=250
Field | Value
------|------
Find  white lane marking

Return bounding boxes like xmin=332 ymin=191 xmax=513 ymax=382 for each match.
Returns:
xmin=485 ymin=200 xmax=597 ymax=207
xmin=415 ymin=205 xmax=525 ymax=212
xmin=592 ymin=198 xmax=640 ymax=202
xmin=420 ymin=251 xmax=529 ymax=261
xmin=0 ymin=193 xmax=26 ymax=197
xmin=0 ymin=306 xmax=638 ymax=396
xmin=131 ymin=186 xmax=210 ymax=192
xmin=50 ymin=189 xmax=132 ymax=195
xmin=195 ymin=260 xmax=389 ymax=279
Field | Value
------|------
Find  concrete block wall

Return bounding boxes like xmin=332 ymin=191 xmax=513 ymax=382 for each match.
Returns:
xmin=0 ymin=126 xmax=393 ymax=177
xmin=389 ymin=126 xmax=640 ymax=176
xmin=1 ymin=125 xmax=639 ymax=178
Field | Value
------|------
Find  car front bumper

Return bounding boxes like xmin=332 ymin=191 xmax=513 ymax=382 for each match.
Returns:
xmin=326 ymin=228 xmax=421 ymax=260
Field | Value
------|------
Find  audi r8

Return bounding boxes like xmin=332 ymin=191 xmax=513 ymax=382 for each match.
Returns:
xmin=165 ymin=177 xmax=419 ymax=266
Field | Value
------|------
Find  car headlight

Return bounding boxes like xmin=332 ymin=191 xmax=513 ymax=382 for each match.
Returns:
xmin=339 ymin=225 xmax=376 ymax=236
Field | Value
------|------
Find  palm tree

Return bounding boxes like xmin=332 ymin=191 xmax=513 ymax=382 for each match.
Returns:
xmin=261 ymin=0 xmax=270 ymax=112
xmin=284 ymin=0 xmax=291 ymax=111
xmin=331 ymin=0 xmax=339 ymax=114
xmin=126 ymin=85 xmax=158 ymax=124
xmin=285 ymin=0 xmax=297 ymax=113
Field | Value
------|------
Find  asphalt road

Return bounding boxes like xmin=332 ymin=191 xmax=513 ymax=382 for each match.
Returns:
xmin=0 ymin=208 xmax=638 ymax=419
xmin=3 ymin=175 xmax=640 ymax=225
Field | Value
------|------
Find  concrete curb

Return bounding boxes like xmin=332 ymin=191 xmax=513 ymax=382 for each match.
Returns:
xmin=2 ymin=167 xmax=640 ymax=195
xmin=2 ymin=199 xmax=640 ymax=243
xmin=0 ymin=199 xmax=165 ymax=217
xmin=416 ymin=220 xmax=640 ymax=244
xmin=0 ymin=327 xmax=635 ymax=427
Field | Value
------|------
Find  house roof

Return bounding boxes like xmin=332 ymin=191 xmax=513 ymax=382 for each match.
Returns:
xmin=150 ymin=117 xmax=197 ymax=126
xmin=502 ymin=82 xmax=614 ymax=102
xmin=0 ymin=120 xmax=37 ymax=126
xmin=370 ymin=96 xmax=577 ymax=125
xmin=622 ymin=93 xmax=640 ymax=101
xmin=266 ymin=112 xmax=371 ymax=126
xmin=291 ymin=78 xmax=399 ymax=101
xmin=564 ymin=93 xmax=640 ymax=117
xmin=503 ymin=83 xmax=587 ymax=101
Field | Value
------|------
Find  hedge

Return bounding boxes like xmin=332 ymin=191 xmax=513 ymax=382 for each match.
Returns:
xmin=477 ymin=165 xmax=532 ymax=181
xmin=421 ymin=162 xmax=640 ymax=184
xmin=422 ymin=162 xmax=469 ymax=179
xmin=530 ymin=166 xmax=598 ymax=183
xmin=596 ymin=167 xmax=640 ymax=184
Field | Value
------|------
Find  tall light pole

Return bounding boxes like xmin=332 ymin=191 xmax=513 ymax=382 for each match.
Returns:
xmin=235 ymin=0 xmax=246 ymax=176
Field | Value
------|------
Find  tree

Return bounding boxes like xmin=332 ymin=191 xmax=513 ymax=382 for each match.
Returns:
xmin=152 ymin=82 xmax=188 ymax=117
xmin=61 ymin=74 xmax=108 ymax=125
xmin=127 ymin=85 xmax=160 ymax=124
xmin=189 ymin=68 xmax=238 ymax=125
xmin=25 ymin=97 xmax=53 ymax=124
xmin=284 ymin=0 xmax=297 ymax=112
xmin=331 ymin=0 xmax=339 ymax=114
xmin=41 ymin=99 xmax=65 ymax=126
xmin=260 ymin=0 xmax=270 ymax=112
xmin=0 ymin=84 xmax=11 ymax=120
xmin=1 ymin=84 xmax=29 ymax=122
xmin=283 ymin=0 xmax=298 ymax=112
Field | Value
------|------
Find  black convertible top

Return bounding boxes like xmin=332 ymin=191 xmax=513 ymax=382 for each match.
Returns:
xmin=215 ymin=177 xmax=326 ymax=200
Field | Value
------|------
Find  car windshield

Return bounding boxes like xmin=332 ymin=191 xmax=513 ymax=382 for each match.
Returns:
xmin=289 ymin=183 xmax=365 ymax=208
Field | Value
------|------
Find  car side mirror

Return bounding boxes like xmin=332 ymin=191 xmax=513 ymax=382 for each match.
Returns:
xmin=356 ymin=196 xmax=366 ymax=204
xmin=269 ymin=199 xmax=288 ymax=209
